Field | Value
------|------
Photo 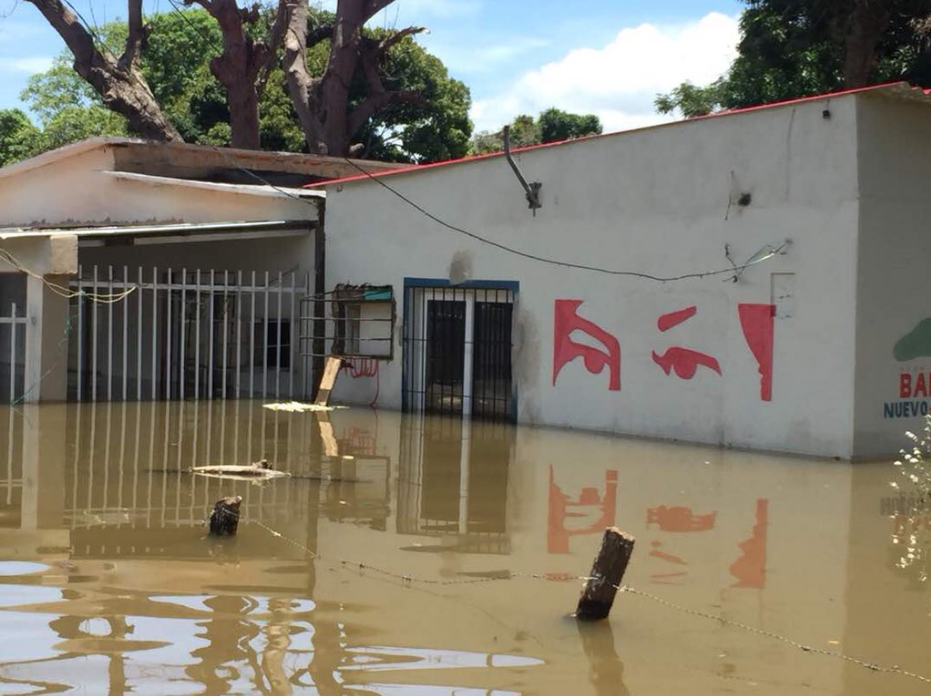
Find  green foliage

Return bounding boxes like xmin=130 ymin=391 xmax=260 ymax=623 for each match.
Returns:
xmin=538 ymin=108 xmax=602 ymax=143
xmin=352 ymin=35 xmax=472 ymax=162
xmin=470 ymin=108 xmax=601 ymax=155
xmin=17 ymin=7 xmax=470 ymax=162
xmin=655 ymin=0 xmax=931 ymax=117
xmin=0 ymin=109 xmax=43 ymax=166
xmin=41 ymin=105 xmax=127 ymax=150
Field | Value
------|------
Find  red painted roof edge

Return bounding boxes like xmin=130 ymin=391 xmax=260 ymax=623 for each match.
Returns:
xmin=308 ymin=81 xmax=925 ymax=189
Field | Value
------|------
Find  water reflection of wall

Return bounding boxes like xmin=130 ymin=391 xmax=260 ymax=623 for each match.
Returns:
xmin=0 ymin=402 xmax=403 ymax=695
xmin=842 ymin=462 xmax=931 ymax=695
xmin=6 ymin=404 xmax=926 ymax=695
xmin=397 ymin=415 xmax=512 ymax=553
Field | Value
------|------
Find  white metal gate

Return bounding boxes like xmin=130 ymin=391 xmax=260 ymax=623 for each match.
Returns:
xmin=69 ymin=266 xmax=313 ymax=402
xmin=0 ymin=301 xmax=26 ymax=404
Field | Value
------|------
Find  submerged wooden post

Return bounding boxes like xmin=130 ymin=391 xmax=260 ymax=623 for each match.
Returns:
xmin=209 ymin=495 xmax=242 ymax=536
xmin=576 ymin=527 xmax=635 ymax=621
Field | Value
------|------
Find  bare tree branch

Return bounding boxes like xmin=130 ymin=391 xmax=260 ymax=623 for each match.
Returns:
xmin=25 ymin=0 xmax=182 ymax=141
xmin=283 ymin=0 xmax=327 ymax=151
xmin=118 ymin=0 xmax=148 ymax=72
xmin=377 ymin=25 xmax=424 ymax=53
xmin=364 ymin=0 xmax=394 ymax=22
xmin=256 ymin=0 xmax=289 ymax=93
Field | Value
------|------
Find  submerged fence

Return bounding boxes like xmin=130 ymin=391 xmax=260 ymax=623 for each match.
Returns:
xmin=0 ymin=302 xmax=26 ymax=404
xmin=69 ymin=266 xmax=314 ymax=402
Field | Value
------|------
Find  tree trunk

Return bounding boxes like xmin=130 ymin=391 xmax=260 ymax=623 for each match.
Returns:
xmin=843 ymin=0 xmax=890 ymax=87
xmin=282 ymin=0 xmax=424 ymax=156
xmin=283 ymin=0 xmax=329 ymax=153
xmin=197 ymin=0 xmax=274 ymax=150
xmin=25 ymin=0 xmax=182 ymax=142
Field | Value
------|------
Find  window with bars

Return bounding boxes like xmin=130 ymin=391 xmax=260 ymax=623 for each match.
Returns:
xmin=403 ymin=283 xmax=516 ymax=422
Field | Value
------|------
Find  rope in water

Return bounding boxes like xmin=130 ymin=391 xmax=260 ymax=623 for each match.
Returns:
xmin=231 ymin=514 xmax=931 ymax=686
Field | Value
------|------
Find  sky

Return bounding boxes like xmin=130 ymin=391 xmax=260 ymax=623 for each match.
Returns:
xmin=0 ymin=0 xmax=744 ymax=134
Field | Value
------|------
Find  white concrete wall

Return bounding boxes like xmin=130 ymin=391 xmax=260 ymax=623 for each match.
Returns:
xmin=0 ymin=144 xmax=316 ymax=227
xmin=853 ymin=95 xmax=931 ymax=458
xmin=325 ymin=95 xmax=862 ymax=457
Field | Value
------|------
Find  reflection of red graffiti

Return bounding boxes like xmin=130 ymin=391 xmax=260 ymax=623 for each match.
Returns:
xmin=553 ymin=300 xmax=621 ymax=391
xmin=339 ymin=426 xmax=376 ymax=455
xmin=653 ymin=306 xmax=722 ymax=379
xmin=547 ymin=466 xmax=618 ymax=554
xmin=649 ymin=541 xmax=687 ymax=564
xmin=738 ymin=304 xmax=775 ymax=401
xmin=347 ymin=358 xmax=379 ymax=378
xmin=730 ymin=498 xmax=768 ymax=588
xmin=646 ymin=505 xmax=716 ymax=532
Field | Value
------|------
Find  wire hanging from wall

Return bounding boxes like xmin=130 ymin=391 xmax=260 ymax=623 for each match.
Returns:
xmin=337 ymin=158 xmax=791 ymax=282
xmin=0 ymin=249 xmax=136 ymax=304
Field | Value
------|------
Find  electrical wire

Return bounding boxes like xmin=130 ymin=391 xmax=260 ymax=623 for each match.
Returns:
xmin=338 ymin=157 xmax=792 ymax=282
xmin=51 ymin=0 xmax=789 ymax=286
xmin=134 ymin=4 xmax=790 ymax=285
xmin=0 ymin=249 xmax=136 ymax=303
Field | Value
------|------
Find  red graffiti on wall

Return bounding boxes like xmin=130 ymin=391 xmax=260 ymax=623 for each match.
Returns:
xmin=551 ymin=300 xmax=777 ymax=400
xmin=738 ymin=304 xmax=775 ymax=401
xmin=729 ymin=498 xmax=768 ymax=588
xmin=553 ymin=300 xmax=621 ymax=391
xmin=652 ymin=306 xmax=722 ymax=379
xmin=547 ymin=466 xmax=618 ymax=554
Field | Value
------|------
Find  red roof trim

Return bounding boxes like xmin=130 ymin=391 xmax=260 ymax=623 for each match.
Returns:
xmin=309 ymin=81 xmax=924 ymax=189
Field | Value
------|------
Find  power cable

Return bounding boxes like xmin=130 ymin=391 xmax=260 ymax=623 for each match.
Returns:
xmin=338 ymin=157 xmax=791 ymax=282
xmin=118 ymin=3 xmax=791 ymax=285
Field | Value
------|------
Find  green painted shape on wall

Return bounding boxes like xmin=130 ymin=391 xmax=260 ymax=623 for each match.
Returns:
xmin=894 ymin=318 xmax=931 ymax=361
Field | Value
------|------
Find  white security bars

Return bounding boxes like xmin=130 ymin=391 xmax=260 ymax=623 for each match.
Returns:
xmin=70 ymin=266 xmax=312 ymax=402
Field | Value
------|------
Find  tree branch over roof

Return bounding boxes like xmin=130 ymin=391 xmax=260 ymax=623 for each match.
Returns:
xmin=24 ymin=0 xmax=182 ymax=141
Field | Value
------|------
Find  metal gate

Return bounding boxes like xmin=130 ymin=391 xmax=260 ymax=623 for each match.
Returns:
xmin=0 ymin=301 xmax=26 ymax=404
xmin=402 ymin=284 xmax=515 ymax=421
xmin=69 ymin=266 xmax=313 ymax=402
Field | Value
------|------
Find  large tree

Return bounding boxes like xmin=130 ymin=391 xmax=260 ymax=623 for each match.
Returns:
xmin=23 ymin=0 xmax=469 ymax=155
xmin=18 ymin=6 xmax=471 ymax=162
xmin=656 ymin=0 xmax=931 ymax=117
xmin=24 ymin=0 xmax=182 ymax=141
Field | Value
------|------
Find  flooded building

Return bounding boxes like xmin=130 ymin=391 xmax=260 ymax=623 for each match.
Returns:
xmin=319 ymin=82 xmax=931 ymax=460
xmin=0 ymin=138 xmax=401 ymax=403
xmin=1 ymin=84 xmax=929 ymax=460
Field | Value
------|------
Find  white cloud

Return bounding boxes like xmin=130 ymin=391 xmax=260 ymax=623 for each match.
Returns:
xmin=428 ymin=35 xmax=549 ymax=74
xmin=470 ymin=12 xmax=739 ymax=133
xmin=0 ymin=56 xmax=53 ymax=74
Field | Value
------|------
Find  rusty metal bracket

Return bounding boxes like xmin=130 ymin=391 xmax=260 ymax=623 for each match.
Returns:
xmin=503 ymin=125 xmax=542 ymax=214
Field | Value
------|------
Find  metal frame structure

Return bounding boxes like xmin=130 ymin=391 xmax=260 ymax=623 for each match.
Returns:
xmin=402 ymin=278 xmax=518 ymax=423
xmin=70 ymin=266 xmax=312 ymax=402
xmin=297 ymin=284 xmax=396 ymax=364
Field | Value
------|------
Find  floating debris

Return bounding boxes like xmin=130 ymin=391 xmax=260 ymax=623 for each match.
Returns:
xmin=263 ymin=401 xmax=348 ymax=412
xmin=191 ymin=459 xmax=291 ymax=481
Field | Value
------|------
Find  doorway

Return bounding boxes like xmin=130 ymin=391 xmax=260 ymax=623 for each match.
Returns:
xmin=403 ymin=282 xmax=516 ymax=421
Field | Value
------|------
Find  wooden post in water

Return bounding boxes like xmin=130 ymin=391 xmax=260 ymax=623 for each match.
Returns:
xmin=576 ymin=527 xmax=635 ymax=621
xmin=209 ymin=495 xmax=242 ymax=536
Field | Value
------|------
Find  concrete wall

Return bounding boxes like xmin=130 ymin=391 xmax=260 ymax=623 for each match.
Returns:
xmin=0 ymin=144 xmax=317 ymax=227
xmin=853 ymin=95 xmax=931 ymax=458
xmin=325 ymin=95 xmax=862 ymax=457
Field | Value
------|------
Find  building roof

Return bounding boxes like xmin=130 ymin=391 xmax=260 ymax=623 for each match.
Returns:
xmin=309 ymin=81 xmax=931 ymax=189
xmin=0 ymin=137 xmax=406 ymax=188
xmin=0 ymin=219 xmax=312 ymax=245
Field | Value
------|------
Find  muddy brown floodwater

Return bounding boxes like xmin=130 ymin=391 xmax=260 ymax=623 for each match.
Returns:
xmin=0 ymin=401 xmax=929 ymax=695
